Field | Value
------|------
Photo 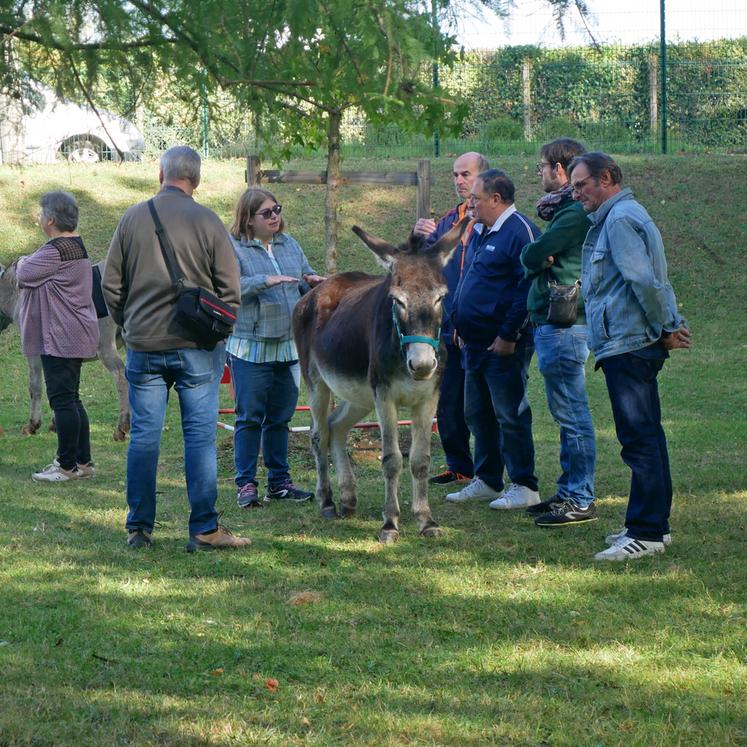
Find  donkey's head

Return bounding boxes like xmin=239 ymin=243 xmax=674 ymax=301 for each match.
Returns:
xmin=352 ymin=217 xmax=469 ymax=380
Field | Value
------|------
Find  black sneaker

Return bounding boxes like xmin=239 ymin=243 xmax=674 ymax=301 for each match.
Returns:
xmin=237 ymin=482 xmax=263 ymax=509
xmin=534 ymin=500 xmax=598 ymax=527
xmin=429 ymin=470 xmax=472 ymax=486
xmin=525 ymin=496 xmax=564 ymax=516
xmin=127 ymin=529 xmax=152 ymax=548
xmin=265 ymin=480 xmax=313 ymax=503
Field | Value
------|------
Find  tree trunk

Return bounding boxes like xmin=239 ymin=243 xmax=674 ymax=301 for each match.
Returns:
xmin=324 ymin=109 xmax=342 ymax=274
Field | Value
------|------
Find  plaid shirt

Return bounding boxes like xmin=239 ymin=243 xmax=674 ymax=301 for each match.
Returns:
xmin=227 ymin=233 xmax=315 ymax=357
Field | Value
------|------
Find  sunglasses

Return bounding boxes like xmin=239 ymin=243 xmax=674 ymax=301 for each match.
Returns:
xmin=255 ymin=204 xmax=282 ymax=220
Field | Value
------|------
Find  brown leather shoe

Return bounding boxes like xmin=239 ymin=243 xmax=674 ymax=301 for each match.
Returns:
xmin=186 ymin=524 xmax=251 ymax=552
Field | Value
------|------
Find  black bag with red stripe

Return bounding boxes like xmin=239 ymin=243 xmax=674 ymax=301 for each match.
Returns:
xmin=148 ymin=198 xmax=237 ymax=350
xmin=175 ymin=287 xmax=236 ymax=349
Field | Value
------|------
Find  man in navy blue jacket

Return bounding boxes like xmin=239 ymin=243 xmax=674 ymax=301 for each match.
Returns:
xmin=413 ymin=152 xmax=488 ymax=488
xmin=447 ymin=169 xmax=541 ymax=510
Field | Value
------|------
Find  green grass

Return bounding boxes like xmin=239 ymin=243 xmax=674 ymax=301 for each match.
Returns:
xmin=0 ymin=155 xmax=745 ymax=746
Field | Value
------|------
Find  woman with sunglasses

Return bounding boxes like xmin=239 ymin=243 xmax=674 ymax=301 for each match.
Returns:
xmin=227 ymin=188 xmax=325 ymax=509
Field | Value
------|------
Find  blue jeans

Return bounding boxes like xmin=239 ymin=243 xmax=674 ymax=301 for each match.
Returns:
xmin=600 ymin=351 xmax=671 ymax=542
xmin=436 ymin=343 xmax=473 ymax=476
xmin=534 ymin=324 xmax=596 ymax=507
xmin=125 ymin=347 xmax=224 ymax=536
xmin=464 ymin=342 xmax=537 ymax=492
xmin=228 ymin=356 xmax=299 ymax=488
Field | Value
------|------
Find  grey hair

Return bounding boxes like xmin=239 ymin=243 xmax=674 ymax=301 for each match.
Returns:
xmin=160 ymin=145 xmax=201 ymax=186
xmin=40 ymin=191 xmax=79 ymax=232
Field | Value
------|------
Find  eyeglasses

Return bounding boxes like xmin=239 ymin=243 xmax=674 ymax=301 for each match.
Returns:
xmin=570 ymin=177 xmax=594 ymax=194
xmin=536 ymin=161 xmax=550 ymax=174
xmin=255 ymin=204 xmax=282 ymax=219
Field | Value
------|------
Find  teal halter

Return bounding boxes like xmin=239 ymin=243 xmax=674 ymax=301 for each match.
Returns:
xmin=391 ymin=301 xmax=441 ymax=352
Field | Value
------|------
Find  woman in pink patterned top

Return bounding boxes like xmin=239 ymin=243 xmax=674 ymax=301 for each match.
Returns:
xmin=16 ymin=191 xmax=99 ymax=482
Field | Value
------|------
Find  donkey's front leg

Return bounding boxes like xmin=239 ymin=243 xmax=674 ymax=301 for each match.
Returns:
xmin=410 ymin=396 xmax=440 ymax=537
xmin=375 ymin=395 xmax=402 ymax=543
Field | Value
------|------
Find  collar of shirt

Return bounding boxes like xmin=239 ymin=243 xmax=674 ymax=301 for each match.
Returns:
xmin=472 ymin=203 xmax=517 ymax=238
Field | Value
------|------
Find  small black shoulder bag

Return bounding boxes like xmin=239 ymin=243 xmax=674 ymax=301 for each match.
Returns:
xmin=546 ymin=270 xmax=581 ymax=327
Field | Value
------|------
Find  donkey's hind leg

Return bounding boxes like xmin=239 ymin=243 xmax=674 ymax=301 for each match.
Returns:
xmin=22 ymin=355 xmax=43 ymax=435
xmin=329 ymin=400 xmax=370 ymax=518
xmin=308 ymin=373 xmax=335 ymax=519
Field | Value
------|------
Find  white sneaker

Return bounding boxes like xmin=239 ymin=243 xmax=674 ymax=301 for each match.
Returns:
xmin=605 ymin=529 xmax=671 ymax=546
xmin=445 ymin=477 xmax=500 ymax=502
xmin=594 ymin=536 xmax=665 ymax=561
xmin=489 ymin=483 xmax=540 ymax=510
xmin=32 ymin=463 xmax=78 ymax=482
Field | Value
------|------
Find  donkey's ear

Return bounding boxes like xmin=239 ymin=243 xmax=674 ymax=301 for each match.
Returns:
xmin=352 ymin=225 xmax=397 ymax=269
xmin=428 ymin=215 xmax=470 ymax=267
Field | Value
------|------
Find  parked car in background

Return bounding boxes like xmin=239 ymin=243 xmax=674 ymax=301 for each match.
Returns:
xmin=0 ymin=85 xmax=145 ymax=165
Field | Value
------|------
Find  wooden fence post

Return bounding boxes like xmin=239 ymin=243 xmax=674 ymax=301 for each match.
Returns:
xmin=416 ymin=160 xmax=432 ymax=220
xmin=649 ymin=55 xmax=659 ymax=139
xmin=246 ymin=155 xmax=261 ymax=186
xmin=522 ymin=60 xmax=533 ymax=141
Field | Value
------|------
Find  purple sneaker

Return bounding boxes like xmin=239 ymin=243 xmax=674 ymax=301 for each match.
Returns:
xmin=237 ymin=483 xmax=262 ymax=509
xmin=265 ymin=480 xmax=313 ymax=503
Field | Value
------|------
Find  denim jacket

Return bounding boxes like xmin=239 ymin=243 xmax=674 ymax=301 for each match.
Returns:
xmin=582 ymin=188 xmax=684 ymax=361
xmin=230 ymin=232 xmax=315 ymax=341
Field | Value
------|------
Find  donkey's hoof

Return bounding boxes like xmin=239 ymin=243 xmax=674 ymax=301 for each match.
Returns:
xmin=113 ymin=428 xmax=127 ymax=442
xmin=21 ymin=422 xmax=40 ymax=436
xmin=379 ymin=528 xmax=400 ymax=544
xmin=320 ymin=505 xmax=338 ymax=520
xmin=420 ymin=523 xmax=441 ymax=538
xmin=339 ymin=504 xmax=356 ymax=519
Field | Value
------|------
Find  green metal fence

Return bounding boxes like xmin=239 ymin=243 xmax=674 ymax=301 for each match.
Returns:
xmin=142 ymin=4 xmax=747 ymax=159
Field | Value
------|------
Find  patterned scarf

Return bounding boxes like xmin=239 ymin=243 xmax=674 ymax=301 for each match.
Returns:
xmin=536 ymin=183 xmax=573 ymax=222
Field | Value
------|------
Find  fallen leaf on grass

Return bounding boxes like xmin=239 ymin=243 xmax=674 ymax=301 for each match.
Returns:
xmin=301 ymin=716 xmax=311 ymax=727
xmin=287 ymin=591 xmax=323 ymax=605
xmin=265 ymin=678 xmax=279 ymax=692
xmin=210 ymin=668 xmax=224 ymax=676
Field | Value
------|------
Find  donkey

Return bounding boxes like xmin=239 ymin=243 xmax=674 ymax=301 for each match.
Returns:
xmin=0 ymin=260 xmax=130 ymax=441
xmin=293 ymin=217 xmax=469 ymax=543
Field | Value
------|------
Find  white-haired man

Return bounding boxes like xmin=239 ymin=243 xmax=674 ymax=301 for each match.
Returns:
xmin=104 ymin=146 xmax=250 ymax=552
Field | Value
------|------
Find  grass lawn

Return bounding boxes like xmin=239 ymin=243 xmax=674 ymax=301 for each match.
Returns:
xmin=0 ymin=155 xmax=745 ymax=746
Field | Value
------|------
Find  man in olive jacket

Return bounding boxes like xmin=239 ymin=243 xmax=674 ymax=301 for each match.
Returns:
xmin=103 ymin=145 xmax=250 ymax=553
xmin=520 ymin=138 xmax=597 ymax=527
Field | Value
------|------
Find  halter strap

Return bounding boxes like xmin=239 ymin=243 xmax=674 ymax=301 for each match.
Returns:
xmin=391 ymin=302 xmax=441 ymax=352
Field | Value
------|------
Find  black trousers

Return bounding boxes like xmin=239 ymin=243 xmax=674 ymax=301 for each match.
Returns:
xmin=40 ymin=355 xmax=91 ymax=470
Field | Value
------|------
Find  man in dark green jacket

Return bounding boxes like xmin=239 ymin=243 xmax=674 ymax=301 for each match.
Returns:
xmin=520 ymin=138 xmax=597 ymax=527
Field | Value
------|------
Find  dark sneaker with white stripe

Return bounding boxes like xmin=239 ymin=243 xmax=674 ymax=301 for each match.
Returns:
xmin=594 ymin=536 xmax=665 ymax=561
xmin=525 ymin=496 xmax=564 ymax=516
xmin=237 ymin=482 xmax=262 ymax=509
xmin=605 ymin=528 xmax=672 ymax=546
xmin=534 ymin=500 xmax=597 ymax=527
xmin=265 ymin=480 xmax=313 ymax=503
